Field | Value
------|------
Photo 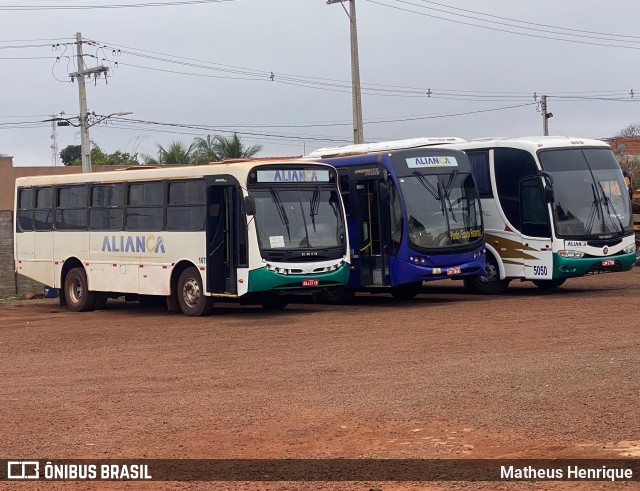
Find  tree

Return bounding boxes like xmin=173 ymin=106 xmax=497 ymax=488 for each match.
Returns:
xmin=60 ymin=145 xmax=82 ymax=166
xmin=615 ymin=123 xmax=640 ymax=138
xmin=155 ymin=141 xmax=195 ymax=165
xmin=212 ymin=133 xmax=262 ymax=160
xmin=193 ymin=135 xmax=219 ymax=164
xmin=60 ymin=143 xmax=139 ymax=166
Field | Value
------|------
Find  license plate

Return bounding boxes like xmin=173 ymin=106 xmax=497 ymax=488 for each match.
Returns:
xmin=447 ymin=267 xmax=461 ymax=276
xmin=302 ymin=278 xmax=319 ymax=287
xmin=602 ymin=259 xmax=615 ymax=266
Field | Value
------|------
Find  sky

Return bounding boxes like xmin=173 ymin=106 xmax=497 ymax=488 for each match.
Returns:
xmin=1 ymin=0 xmax=639 ymax=166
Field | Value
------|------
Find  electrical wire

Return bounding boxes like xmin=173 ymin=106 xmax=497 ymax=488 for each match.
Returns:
xmin=0 ymin=0 xmax=234 ymax=11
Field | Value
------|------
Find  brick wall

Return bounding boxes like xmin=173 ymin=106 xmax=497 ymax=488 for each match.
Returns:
xmin=0 ymin=211 xmax=16 ymax=295
xmin=0 ymin=211 xmax=45 ymax=296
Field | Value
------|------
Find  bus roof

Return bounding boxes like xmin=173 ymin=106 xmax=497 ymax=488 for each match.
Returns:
xmin=14 ymin=159 xmax=325 ymax=187
xmin=306 ymin=137 xmax=466 ymax=159
xmin=308 ymin=136 xmax=611 ymax=160
xmin=448 ymin=136 xmax=611 ymax=151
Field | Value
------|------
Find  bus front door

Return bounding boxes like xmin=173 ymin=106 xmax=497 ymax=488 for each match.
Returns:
xmin=355 ymin=178 xmax=390 ymax=287
xmin=206 ymin=185 xmax=242 ymax=295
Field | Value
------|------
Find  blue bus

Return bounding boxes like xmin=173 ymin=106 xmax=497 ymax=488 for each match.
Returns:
xmin=308 ymin=139 xmax=485 ymax=302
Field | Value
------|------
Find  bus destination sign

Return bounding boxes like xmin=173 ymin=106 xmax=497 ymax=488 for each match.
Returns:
xmin=257 ymin=169 xmax=330 ymax=183
xmin=405 ymin=156 xmax=458 ymax=168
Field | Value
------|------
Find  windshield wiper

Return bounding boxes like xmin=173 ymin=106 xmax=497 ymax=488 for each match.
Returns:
xmin=583 ymin=184 xmax=600 ymax=236
xmin=309 ymin=188 xmax=320 ymax=233
xmin=270 ymin=188 xmax=291 ymax=241
xmin=412 ymin=171 xmax=440 ymax=201
xmin=596 ymin=181 xmax=625 ymax=234
xmin=442 ymin=170 xmax=459 ymax=223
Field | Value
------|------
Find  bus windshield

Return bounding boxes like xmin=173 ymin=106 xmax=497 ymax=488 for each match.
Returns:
xmin=398 ymin=172 xmax=482 ymax=249
xmin=252 ymin=187 xmax=346 ymax=250
xmin=539 ymin=148 xmax=633 ymax=238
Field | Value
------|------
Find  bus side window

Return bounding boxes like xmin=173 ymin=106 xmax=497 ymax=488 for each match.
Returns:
xmin=494 ymin=148 xmax=538 ymax=232
xmin=467 ymin=151 xmax=493 ymax=198
xmin=90 ymin=184 xmax=124 ymax=230
xmin=56 ymin=185 xmax=88 ymax=230
xmin=34 ymin=186 xmax=53 ymax=231
xmin=519 ymin=177 xmax=551 ymax=238
xmin=126 ymin=181 xmax=164 ymax=231
xmin=17 ymin=188 xmax=34 ymax=231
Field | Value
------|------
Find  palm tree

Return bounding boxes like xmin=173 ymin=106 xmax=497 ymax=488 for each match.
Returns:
xmin=213 ymin=133 xmax=262 ymax=160
xmin=156 ymin=141 xmax=195 ymax=165
xmin=192 ymin=135 xmax=219 ymax=164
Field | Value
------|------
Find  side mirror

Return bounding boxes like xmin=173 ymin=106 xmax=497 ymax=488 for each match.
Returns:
xmin=244 ymin=195 xmax=256 ymax=216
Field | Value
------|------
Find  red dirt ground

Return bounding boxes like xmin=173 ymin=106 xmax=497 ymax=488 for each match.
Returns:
xmin=1 ymin=269 xmax=639 ymax=490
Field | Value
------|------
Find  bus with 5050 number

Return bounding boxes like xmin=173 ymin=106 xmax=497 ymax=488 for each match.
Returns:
xmin=437 ymin=136 xmax=636 ymax=293
xmin=14 ymin=160 xmax=349 ymax=315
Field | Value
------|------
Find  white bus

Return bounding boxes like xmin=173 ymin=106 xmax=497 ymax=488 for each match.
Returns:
xmin=14 ymin=160 xmax=349 ymax=315
xmin=439 ymin=137 xmax=636 ymax=293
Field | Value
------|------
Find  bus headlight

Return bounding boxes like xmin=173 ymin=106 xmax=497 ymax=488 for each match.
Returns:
xmin=623 ymin=243 xmax=636 ymax=254
xmin=558 ymin=250 xmax=585 ymax=258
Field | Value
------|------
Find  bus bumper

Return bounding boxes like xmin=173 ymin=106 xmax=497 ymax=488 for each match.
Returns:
xmin=247 ymin=262 xmax=350 ymax=292
xmin=553 ymin=251 xmax=636 ymax=278
xmin=390 ymin=253 xmax=486 ymax=285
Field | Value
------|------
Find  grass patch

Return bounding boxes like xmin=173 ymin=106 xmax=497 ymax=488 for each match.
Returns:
xmin=0 ymin=294 xmax=24 ymax=302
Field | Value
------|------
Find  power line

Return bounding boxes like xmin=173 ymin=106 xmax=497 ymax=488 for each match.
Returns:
xmin=367 ymin=0 xmax=640 ymax=51
xmin=0 ymin=0 xmax=234 ymax=11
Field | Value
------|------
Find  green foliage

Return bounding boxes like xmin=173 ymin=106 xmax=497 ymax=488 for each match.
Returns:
xmin=212 ymin=133 xmax=262 ymax=160
xmin=60 ymin=145 xmax=82 ymax=166
xmin=193 ymin=135 xmax=219 ymax=164
xmin=60 ymin=144 xmax=139 ymax=166
xmin=156 ymin=141 xmax=196 ymax=165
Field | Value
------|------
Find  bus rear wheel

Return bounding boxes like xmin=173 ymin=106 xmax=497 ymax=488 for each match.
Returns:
xmin=177 ymin=267 xmax=213 ymax=316
xmin=390 ymin=281 xmax=423 ymax=300
xmin=64 ymin=267 xmax=96 ymax=312
xmin=532 ymin=279 xmax=566 ymax=290
xmin=464 ymin=255 xmax=510 ymax=295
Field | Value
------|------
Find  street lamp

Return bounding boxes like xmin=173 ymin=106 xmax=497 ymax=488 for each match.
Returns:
xmin=43 ymin=111 xmax=133 ymax=171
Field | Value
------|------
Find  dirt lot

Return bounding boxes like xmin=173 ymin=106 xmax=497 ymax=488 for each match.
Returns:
xmin=1 ymin=269 xmax=640 ymax=490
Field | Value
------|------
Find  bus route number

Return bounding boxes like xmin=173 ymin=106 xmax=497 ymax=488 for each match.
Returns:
xmin=533 ymin=265 xmax=547 ymax=276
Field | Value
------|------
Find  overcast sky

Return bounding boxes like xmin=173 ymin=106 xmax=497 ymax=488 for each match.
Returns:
xmin=1 ymin=0 xmax=639 ymax=166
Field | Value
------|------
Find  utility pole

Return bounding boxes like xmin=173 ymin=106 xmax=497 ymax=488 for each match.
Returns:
xmin=540 ymin=95 xmax=553 ymax=136
xmin=328 ymin=0 xmax=364 ymax=144
xmin=69 ymin=32 xmax=109 ymax=173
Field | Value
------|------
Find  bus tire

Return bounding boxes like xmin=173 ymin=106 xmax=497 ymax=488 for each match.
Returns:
xmin=64 ymin=267 xmax=96 ymax=312
xmin=464 ymin=255 xmax=510 ymax=295
xmin=177 ymin=267 xmax=213 ymax=316
xmin=260 ymin=294 xmax=289 ymax=311
xmin=636 ymin=239 xmax=640 ymax=266
xmin=319 ymin=286 xmax=355 ymax=305
xmin=532 ymin=279 xmax=566 ymax=290
xmin=390 ymin=281 xmax=423 ymax=300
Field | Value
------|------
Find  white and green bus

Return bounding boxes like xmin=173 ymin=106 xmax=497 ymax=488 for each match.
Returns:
xmin=439 ymin=137 xmax=636 ymax=293
xmin=14 ymin=160 xmax=349 ymax=315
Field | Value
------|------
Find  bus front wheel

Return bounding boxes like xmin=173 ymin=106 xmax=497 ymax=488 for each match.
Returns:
xmin=319 ymin=286 xmax=355 ymax=305
xmin=260 ymin=293 xmax=289 ymax=311
xmin=532 ymin=279 xmax=566 ymax=290
xmin=636 ymin=239 xmax=640 ymax=266
xmin=177 ymin=267 xmax=214 ymax=316
xmin=64 ymin=267 xmax=96 ymax=312
xmin=464 ymin=255 xmax=510 ymax=295
xmin=390 ymin=281 xmax=423 ymax=300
